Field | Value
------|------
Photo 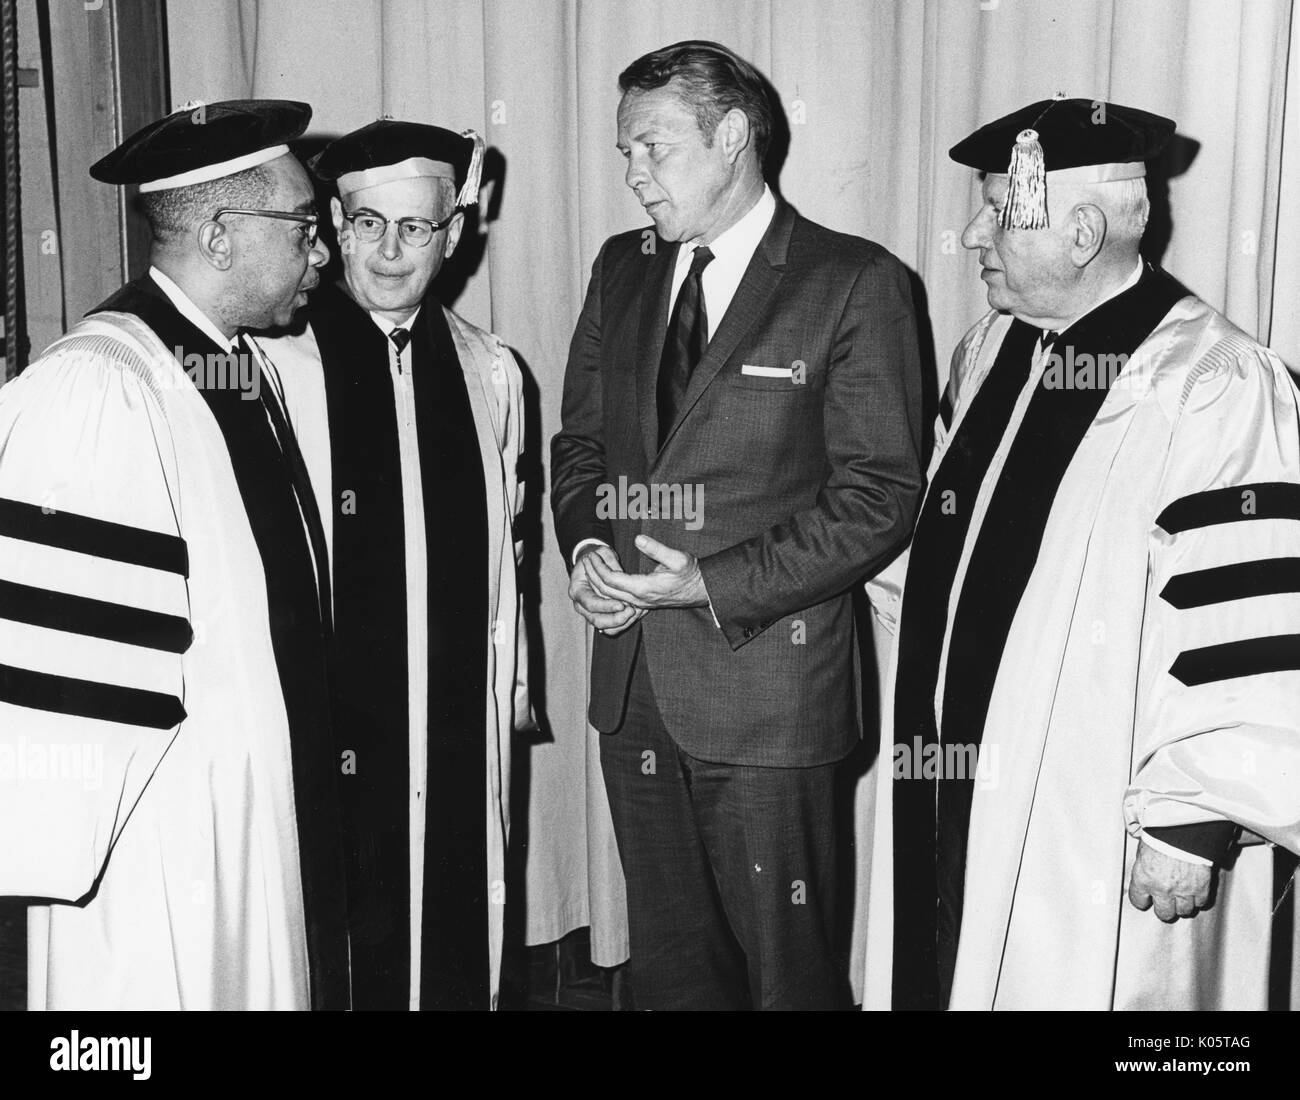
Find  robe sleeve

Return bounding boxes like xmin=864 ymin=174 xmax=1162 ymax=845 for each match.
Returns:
xmin=495 ymin=340 xmax=534 ymax=734
xmin=0 ymin=338 xmax=188 ymax=901
xmin=1125 ymin=340 xmax=1300 ymax=857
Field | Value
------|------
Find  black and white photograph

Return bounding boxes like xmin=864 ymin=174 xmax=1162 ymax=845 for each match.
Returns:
xmin=0 ymin=0 xmax=1296 ymax=1082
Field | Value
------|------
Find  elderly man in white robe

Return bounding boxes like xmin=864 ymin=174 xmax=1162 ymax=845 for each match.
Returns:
xmin=0 ymin=100 xmax=347 ymax=1008
xmin=865 ymin=96 xmax=1300 ymax=1010
xmin=259 ymin=120 xmax=528 ymax=1010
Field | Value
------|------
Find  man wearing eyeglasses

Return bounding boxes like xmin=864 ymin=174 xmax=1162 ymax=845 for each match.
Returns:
xmin=0 ymin=99 xmax=347 ymax=1009
xmin=259 ymin=119 xmax=530 ymax=1011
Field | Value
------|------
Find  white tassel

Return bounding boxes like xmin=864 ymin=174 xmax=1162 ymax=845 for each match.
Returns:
xmin=1001 ymin=127 xmax=1048 ymax=230
xmin=456 ymin=129 xmax=486 ymax=208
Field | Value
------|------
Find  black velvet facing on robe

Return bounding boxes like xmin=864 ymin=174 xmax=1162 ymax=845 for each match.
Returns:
xmin=890 ymin=318 xmax=1038 ymax=1011
xmin=892 ymin=267 xmax=1187 ymax=1009
xmin=92 ymin=276 xmax=351 ymax=1010
xmin=312 ymin=282 xmax=490 ymax=1010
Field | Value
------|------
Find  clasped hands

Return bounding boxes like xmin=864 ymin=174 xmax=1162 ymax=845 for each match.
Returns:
xmin=568 ymin=535 xmax=708 ymax=635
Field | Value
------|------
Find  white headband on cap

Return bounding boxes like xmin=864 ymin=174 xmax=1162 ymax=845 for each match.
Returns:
xmin=337 ymin=129 xmax=486 ymax=207
xmin=137 ymin=143 xmax=290 ymax=193
xmin=338 ymin=156 xmax=457 ymax=196
xmin=1041 ymin=161 xmax=1147 ymax=183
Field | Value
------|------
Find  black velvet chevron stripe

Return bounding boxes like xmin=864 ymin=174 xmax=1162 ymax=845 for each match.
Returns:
xmin=0 ymin=663 xmax=185 ymax=728
xmin=1160 ymin=558 xmax=1300 ymax=608
xmin=0 ymin=497 xmax=188 ymax=576
xmin=1169 ymin=634 xmax=1300 ymax=686
xmin=0 ymin=579 xmax=192 ymax=652
xmin=1157 ymin=483 xmax=1300 ymax=534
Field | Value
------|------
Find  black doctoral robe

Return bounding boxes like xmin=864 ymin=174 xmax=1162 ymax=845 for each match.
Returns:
xmin=306 ymin=281 xmax=491 ymax=1010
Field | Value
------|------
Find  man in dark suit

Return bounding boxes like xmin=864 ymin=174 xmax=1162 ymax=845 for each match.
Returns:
xmin=551 ymin=41 xmax=924 ymax=1010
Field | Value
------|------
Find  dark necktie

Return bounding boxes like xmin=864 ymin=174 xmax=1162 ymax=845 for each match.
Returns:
xmin=243 ymin=336 xmax=334 ymax=632
xmin=657 ymin=245 xmax=714 ymax=446
xmin=1041 ymin=329 xmax=1059 ymax=347
xmin=389 ymin=327 xmax=411 ymax=354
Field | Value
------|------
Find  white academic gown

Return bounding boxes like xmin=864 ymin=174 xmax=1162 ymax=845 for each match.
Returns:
xmin=0 ymin=311 xmax=317 ymax=1008
xmin=259 ymin=304 xmax=529 ymax=1009
xmin=865 ymin=294 xmax=1300 ymax=1010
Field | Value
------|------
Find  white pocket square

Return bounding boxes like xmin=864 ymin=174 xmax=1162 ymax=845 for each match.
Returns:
xmin=740 ymin=363 xmax=793 ymax=378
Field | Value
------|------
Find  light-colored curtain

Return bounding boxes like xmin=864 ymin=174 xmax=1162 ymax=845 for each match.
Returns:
xmin=165 ymin=0 xmax=1300 ymax=970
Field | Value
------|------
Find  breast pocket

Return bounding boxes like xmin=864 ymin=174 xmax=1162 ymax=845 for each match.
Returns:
xmin=730 ymin=362 xmax=809 ymax=395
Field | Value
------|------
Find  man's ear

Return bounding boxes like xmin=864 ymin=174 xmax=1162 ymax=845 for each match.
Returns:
xmin=332 ymin=196 xmax=360 ymax=258
xmin=197 ymin=220 xmax=234 ymax=271
xmin=718 ymin=107 xmax=752 ymax=165
xmin=1070 ymin=204 xmax=1108 ymax=267
xmin=442 ymin=209 xmax=466 ymax=259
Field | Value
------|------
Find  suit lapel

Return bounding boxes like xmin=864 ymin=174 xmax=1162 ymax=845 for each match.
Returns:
xmin=655 ymin=202 xmax=796 ymax=459
xmin=635 ymin=240 xmax=680 ymax=464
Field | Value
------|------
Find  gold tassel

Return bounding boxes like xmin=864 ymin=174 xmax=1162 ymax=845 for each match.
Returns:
xmin=456 ymin=129 xmax=486 ymax=208
xmin=1001 ymin=127 xmax=1048 ymax=230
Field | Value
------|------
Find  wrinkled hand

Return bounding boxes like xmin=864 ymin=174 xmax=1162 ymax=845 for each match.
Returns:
xmin=1127 ymin=839 xmax=1213 ymax=922
xmin=593 ymin=534 xmax=708 ymax=610
xmin=567 ymin=544 xmax=646 ymax=637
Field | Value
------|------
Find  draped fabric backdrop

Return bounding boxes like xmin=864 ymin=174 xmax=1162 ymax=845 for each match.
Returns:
xmin=163 ymin=0 xmax=1300 ymax=970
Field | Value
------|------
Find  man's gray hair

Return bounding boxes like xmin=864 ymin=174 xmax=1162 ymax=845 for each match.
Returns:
xmin=1077 ymin=177 xmax=1150 ymax=244
xmin=139 ymin=164 xmax=276 ymax=242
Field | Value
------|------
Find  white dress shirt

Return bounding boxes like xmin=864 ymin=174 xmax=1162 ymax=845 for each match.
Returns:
xmin=148 ymin=265 xmax=236 ymax=352
xmin=668 ymin=183 xmax=777 ymax=340
xmin=1037 ymin=258 xmax=1146 ymax=358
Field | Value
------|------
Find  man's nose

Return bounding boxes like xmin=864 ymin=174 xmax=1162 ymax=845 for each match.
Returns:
xmin=624 ymin=154 xmax=648 ymax=192
xmin=961 ymin=207 xmax=992 ymax=251
xmin=378 ymin=223 xmax=404 ymax=261
xmin=309 ymin=235 xmax=330 ymax=268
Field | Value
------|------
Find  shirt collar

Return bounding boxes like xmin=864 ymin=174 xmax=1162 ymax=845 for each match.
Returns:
xmin=678 ymin=184 xmax=777 ymax=268
xmin=1060 ymin=258 xmax=1146 ymax=332
xmin=148 ymin=266 xmax=237 ymax=353
xmin=369 ymin=305 xmax=422 ymax=337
